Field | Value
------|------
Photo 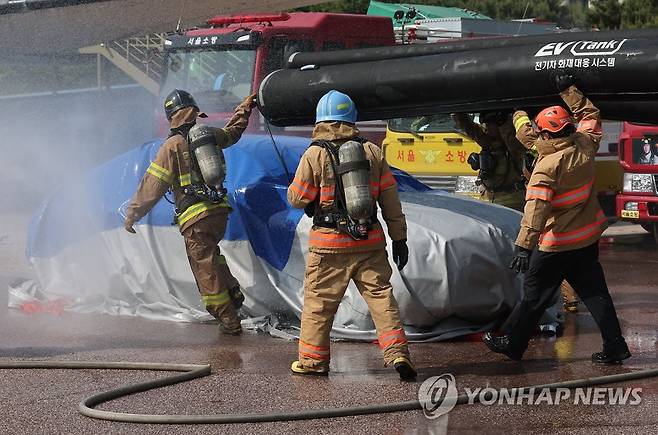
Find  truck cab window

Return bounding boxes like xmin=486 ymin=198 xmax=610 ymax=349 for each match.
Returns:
xmin=265 ymin=38 xmax=314 ymax=74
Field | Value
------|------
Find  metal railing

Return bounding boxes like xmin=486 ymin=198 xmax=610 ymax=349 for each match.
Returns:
xmin=109 ymin=33 xmax=167 ymax=83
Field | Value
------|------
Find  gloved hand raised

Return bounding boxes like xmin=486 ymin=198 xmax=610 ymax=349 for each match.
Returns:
xmin=243 ymin=92 xmax=258 ymax=109
xmin=553 ymin=72 xmax=575 ymax=93
xmin=509 ymin=245 xmax=531 ymax=273
xmin=392 ymin=239 xmax=409 ymax=271
xmin=124 ymin=217 xmax=136 ymax=234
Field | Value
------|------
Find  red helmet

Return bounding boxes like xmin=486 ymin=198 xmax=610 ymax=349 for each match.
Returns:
xmin=534 ymin=106 xmax=574 ymax=133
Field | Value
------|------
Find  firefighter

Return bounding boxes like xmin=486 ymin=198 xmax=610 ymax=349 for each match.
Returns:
xmin=287 ymin=90 xmax=416 ymax=381
xmin=484 ymin=74 xmax=631 ymax=364
xmin=638 ymin=138 xmax=658 ymax=164
xmin=454 ymin=111 xmax=580 ymax=313
xmin=452 ymin=111 xmax=528 ymax=212
xmin=124 ymin=89 xmax=256 ymax=334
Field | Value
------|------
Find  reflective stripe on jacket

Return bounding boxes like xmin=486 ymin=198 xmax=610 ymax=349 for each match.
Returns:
xmin=126 ymin=95 xmax=253 ymax=233
xmin=287 ymin=122 xmax=407 ymax=254
xmin=513 ymin=86 xmax=606 ymax=252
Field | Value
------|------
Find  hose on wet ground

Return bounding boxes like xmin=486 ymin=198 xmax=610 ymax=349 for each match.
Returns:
xmin=0 ymin=360 xmax=656 ymax=424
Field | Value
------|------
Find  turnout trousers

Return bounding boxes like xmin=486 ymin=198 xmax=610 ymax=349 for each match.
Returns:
xmin=298 ymin=248 xmax=410 ymax=371
xmin=182 ymin=211 xmax=241 ymax=331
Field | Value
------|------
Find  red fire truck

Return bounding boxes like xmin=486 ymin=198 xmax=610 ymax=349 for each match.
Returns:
xmin=157 ymin=12 xmax=394 ymax=136
xmin=616 ymin=122 xmax=658 ymax=243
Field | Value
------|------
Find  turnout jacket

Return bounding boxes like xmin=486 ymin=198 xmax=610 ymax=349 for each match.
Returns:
xmin=453 ymin=113 xmax=527 ymax=193
xmin=126 ymin=95 xmax=254 ymax=233
xmin=513 ymin=86 xmax=606 ymax=252
xmin=287 ymin=122 xmax=407 ymax=254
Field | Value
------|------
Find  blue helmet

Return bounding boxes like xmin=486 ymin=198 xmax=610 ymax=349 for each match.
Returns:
xmin=315 ymin=90 xmax=358 ymax=124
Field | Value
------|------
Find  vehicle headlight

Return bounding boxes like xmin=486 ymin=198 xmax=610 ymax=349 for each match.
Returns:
xmin=623 ymin=173 xmax=654 ymax=193
xmin=455 ymin=176 xmax=479 ymax=194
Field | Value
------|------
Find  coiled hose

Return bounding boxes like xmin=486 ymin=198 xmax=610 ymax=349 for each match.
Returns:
xmin=0 ymin=360 xmax=656 ymax=424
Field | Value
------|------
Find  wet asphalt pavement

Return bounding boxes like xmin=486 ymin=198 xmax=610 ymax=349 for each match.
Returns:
xmin=0 ymin=225 xmax=656 ymax=434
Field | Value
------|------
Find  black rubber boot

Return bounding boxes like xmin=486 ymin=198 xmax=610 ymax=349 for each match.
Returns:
xmin=393 ymin=357 xmax=417 ymax=382
xmin=483 ymin=332 xmax=525 ymax=361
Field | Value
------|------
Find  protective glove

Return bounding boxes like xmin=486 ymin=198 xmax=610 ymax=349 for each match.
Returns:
xmin=243 ymin=92 xmax=258 ymax=109
xmin=509 ymin=245 xmax=531 ymax=273
xmin=124 ymin=217 xmax=136 ymax=234
xmin=392 ymin=239 xmax=409 ymax=271
xmin=553 ymin=72 xmax=575 ymax=93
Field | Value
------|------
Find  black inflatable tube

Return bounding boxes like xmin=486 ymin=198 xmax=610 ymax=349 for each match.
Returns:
xmin=1 ymin=360 xmax=656 ymax=424
xmin=286 ymin=28 xmax=658 ymax=69
xmin=259 ymin=29 xmax=658 ymax=127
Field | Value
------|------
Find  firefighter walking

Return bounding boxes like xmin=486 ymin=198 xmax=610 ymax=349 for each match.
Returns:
xmin=287 ymin=90 xmax=416 ymax=380
xmin=484 ymin=74 xmax=630 ymax=364
xmin=454 ymin=111 xmax=581 ymax=313
xmin=124 ymin=89 xmax=256 ymax=334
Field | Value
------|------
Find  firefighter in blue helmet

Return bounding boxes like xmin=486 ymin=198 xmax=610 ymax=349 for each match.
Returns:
xmin=287 ymin=90 xmax=416 ymax=380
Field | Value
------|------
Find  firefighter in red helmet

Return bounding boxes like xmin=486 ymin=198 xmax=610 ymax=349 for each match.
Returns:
xmin=484 ymin=73 xmax=630 ymax=364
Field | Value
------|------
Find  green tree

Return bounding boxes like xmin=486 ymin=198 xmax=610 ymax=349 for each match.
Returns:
xmin=565 ymin=2 xmax=589 ymax=30
xmin=587 ymin=0 xmax=621 ymax=29
xmin=620 ymin=0 xmax=658 ymax=29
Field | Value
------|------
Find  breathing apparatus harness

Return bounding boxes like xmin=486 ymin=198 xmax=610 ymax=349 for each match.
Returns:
xmin=467 ymin=137 xmax=528 ymax=195
xmin=308 ymin=138 xmax=377 ymax=241
xmin=463 ymin=112 xmax=527 ymax=195
xmin=166 ymin=123 xmax=226 ymax=224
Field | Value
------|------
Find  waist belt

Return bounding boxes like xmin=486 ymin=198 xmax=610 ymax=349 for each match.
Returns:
xmin=313 ymin=212 xmax=378 ymax=229
xmin=175 ymin=185 xmax=226 ymax=219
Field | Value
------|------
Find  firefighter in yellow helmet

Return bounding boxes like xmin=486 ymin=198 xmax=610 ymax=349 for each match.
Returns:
xmin=287 ymin=90 xmax=416 ymax=381
xmin=484 ymin=74 xmax=630 ymax=365
xmin=124 ymin=89 xmax=256 ymax=334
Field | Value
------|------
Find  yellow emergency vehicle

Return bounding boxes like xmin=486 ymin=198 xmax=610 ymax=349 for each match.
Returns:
xmin=382 ymin=114 xmax=481 ymax=198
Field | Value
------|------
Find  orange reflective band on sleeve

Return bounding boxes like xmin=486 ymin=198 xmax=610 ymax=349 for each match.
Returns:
xmin=551 ymin=180 xmax=593 ymax=208
xmin=526 ymin=186 xmax=554 ymax=201
xmin=578 ymin=119 xmax=602 ymax=134
xmin=378 ymin=328 xmax=408 ymax=349
xmin=539 ymin=211 xmax=606 ymax=247
xmin=299 ymin=340 xmax=330 ymax=361
xmin=290 ymin=177 xmax=319 ymax=201
xmin=309 ymin=229 xmax=385 ymax=249
xmin=320 ymin=186 xmax=335 ymax=202
xmin=380 ymin=171 xmax=397 ymax=190
xmin=370 ymin=182 xmax=380 ymax=197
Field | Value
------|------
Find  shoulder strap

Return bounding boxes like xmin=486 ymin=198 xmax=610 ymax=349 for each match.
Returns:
xmin=309 ymin=139 xmax=333 ymax=149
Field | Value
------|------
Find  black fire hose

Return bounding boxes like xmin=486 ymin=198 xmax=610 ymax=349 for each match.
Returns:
xmin=0 ymin=360 xmax=656 ymax=424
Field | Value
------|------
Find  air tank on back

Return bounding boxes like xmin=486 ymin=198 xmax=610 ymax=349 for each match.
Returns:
xmin=338 ymin=140 xmax=372 ymax=222
xmin=188 ymin=124 xmax=225 ymax=189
